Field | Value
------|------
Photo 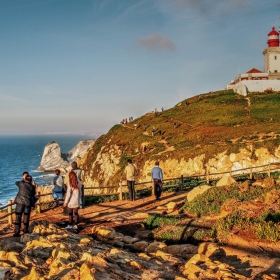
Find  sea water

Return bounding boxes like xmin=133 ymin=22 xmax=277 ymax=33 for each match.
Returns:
xmin=0 ymin=135 xmax=90 ymax=205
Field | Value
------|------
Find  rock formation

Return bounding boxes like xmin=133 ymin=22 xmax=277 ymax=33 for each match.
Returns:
xmin=37 ymin=141 xmax=69 ymax=172
xmin=67 ymin=139 xmax=95 ymax=162
xmin=37 ymin=139 xmax=95 ymax=173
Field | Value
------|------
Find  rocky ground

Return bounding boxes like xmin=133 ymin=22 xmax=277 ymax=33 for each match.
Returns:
xmin=0 ymin=191 xmax=280 ymax=279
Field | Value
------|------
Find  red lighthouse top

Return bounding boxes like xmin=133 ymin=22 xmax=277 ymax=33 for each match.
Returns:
xmin=267 ymin=26 xmax=279 ymax=47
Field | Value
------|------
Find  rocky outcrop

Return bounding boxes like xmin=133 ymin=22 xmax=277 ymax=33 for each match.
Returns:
xmin=67 ymin=140 xmax=95 ymax=162
xmin=82 ymin=145 xmax=280 ymax=189
xmin=2 ymin=220 xmax=276 ymax=279
xmin=2 ymin=220 xmax=196 ymax=279
xmin=37 ymin=141 xmax=69 ymax=172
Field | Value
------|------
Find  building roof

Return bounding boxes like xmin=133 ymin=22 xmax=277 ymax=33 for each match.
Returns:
xmin=268 ymin=26 xmax=279 ymax=36
xmin=246 ymin=68 xmax=264 ymax=74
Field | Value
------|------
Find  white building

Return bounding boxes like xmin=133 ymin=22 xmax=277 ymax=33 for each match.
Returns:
xmin=227 ymin=26 xmax=280 ymax=96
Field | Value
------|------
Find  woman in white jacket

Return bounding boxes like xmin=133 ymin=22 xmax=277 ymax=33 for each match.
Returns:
xmin=63 ymin=171 xmax=81 ymax=230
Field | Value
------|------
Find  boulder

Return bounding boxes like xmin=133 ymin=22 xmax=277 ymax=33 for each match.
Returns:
xmin=37 ymin=141 xmax=69 ymax=171
xmin=216 ymin=175 xmax=236 ymax=187
xmin=147 ymin=242 xmax=167 ymax=254
xmin=187 ymin=185 xmax=212 ymax=202
xmin=166 ymin=202 xmax=177 ymax=211
xmin=132 ymin=241 xmax=149 ymax=252
xmin=197 ymin=242 xmax=225 ymax=258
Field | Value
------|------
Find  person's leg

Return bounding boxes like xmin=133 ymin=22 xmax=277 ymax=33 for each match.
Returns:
xmin=131 ymin=181 xmax=135 ymax=201
xmin=68 ymin=207 xmax=73 ymax=225
xmin=14 ymin=203 xmax=24 ymax=236
xmin=52 ymin=189 xmax=58 ymax=200
xmin=127 ymin=181 xmax=132 ymax=200
xmin=154 ymin=179 xmax=161 ymax=200
xmin=23 ymin=205 xmax=31 ymax=233
xmin=153 ymin=180 xmax=157 ymax=199
xmin=73 ymin=207 xmax=79 ymax=225
xmin=158 ymin=180 xmax=162 ymax=199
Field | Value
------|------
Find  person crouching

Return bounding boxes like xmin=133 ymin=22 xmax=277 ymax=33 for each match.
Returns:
xmin=63 ymin=171 xmax=81 ymax=230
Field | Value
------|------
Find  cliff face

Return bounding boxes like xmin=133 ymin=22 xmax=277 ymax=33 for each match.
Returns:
xmin=80 ymin=90 xmax=280 ymax=187
xmin=68 ymin=139 xmax=95 ymax=162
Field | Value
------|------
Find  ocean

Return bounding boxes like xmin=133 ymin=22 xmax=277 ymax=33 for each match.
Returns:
xmin=0 ymin=135 xmax=91 ymax=206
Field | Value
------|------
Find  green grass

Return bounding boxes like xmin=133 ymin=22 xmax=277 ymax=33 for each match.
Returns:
xmin=213 ymin=210 xmax=280 ymax=242
xmin=81 ymin=90 xmax=280 ymax=186
xmin=181 ymin=185 xmax=266 ymax=216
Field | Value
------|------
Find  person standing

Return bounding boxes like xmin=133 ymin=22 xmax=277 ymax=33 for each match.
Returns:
xmin=151 ymin=161 xmax=163 ymax=200
xmin=52 ymin=169 xmax=64 ymax=207
xmin=64 ymin=161 xmax=84 ymax=208
xmin=124 ymin=159 xmax=137 ymax=201
xmin=63 ymin=171 xmax=81 ymax=230
xmin=14 ymin=174 xmax=36 ymax=236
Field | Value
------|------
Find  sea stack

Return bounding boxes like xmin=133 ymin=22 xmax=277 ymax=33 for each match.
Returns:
xmin=68 ymin=139 xmax=95 ymax=162
xmin=37 ymin=141 xmax=69 ymax=172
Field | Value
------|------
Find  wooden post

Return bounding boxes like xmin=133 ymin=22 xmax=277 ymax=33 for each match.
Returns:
xmin=8 ymin=200 xmax=12 ymax=225
xmin=250 ymin=167 xmax=253 ymax=180
xmin=119 ymin=182 xmax=123 ymax=201
xmin=206 ymin=170 xmax=210 ymax=185
xmin=152 ymin=180 xmax=155 ymax=196
xmin=181 ymin=175 xmax=184 ymax=190
xmin=80 ymin=185 xmax=85 ymax=208
xmin=36 ymin=192 xmax=41 ymax=214
xmin=268 ymin=164 xmax=271 ymax=178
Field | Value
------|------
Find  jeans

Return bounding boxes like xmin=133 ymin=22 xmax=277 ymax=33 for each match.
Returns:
xmin=127 ymin=180 xmax=135 ymax=201
xmin=153 ymin=179 xmax=162 ymax=199
xmin=14 ymin=203 xmax=31 ymax=235
xmin=52 ymin=190 xmax=63 ymax=200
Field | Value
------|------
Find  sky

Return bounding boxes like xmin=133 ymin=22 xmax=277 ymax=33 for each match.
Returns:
xmin=0 ymin=0 xmax=279 ymax=136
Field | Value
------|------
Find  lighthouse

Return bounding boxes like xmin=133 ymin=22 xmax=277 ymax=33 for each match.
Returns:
xmin=267 ymin=26 xmax=279 ymax=47
xmin=263 ymin=26 xmax=280 ymax=78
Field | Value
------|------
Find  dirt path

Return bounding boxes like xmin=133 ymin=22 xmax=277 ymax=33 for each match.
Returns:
xmin=0 ymin=191 xmax=186 ymax=238
xmin=157 ymin=139 xmax=175 ymax=155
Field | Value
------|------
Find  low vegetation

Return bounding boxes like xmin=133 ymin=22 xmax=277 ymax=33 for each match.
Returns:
xmin=143 ymin=175 xmax=280 ymax=244
xmin=81 ymin=89 xmax=280 ymax=185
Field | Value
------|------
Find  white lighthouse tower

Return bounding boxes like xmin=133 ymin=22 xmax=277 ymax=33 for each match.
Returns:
xmin=263 ymin=26 xmax=280 ymax=79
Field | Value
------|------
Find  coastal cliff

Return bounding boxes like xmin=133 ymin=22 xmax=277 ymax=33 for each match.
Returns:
xmin=79 ymin=90 xmax=280 ymax=187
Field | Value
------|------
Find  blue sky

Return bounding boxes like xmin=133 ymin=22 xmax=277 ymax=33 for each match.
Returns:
xmin=0 ymin=0 xmax=279 ymax=136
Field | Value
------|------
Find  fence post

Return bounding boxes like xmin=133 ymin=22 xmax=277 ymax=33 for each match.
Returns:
xmin=36 ymin=192 xmax=41 ymax=214
xmin=8 ymin=200 xmax=12 ymax=225
xmin=250 ymin=167 xmax=253 ymax=180
xmin=80 ymin=185 xmax=85 ymax=208
xmin=181 ymin=175 xmax=184 ymax=190
xmin=119 ymin=182 xmax=123 ymax=201
xmin=206 ymin=170 xmax=210 ymax=185
xmin=268 ymin=164 xmax=271 ymax=178
xmin=152 ymin=180 xmax=155 ymax=196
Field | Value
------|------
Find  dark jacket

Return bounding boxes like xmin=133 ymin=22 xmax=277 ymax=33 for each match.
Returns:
xmin=15 ymin=180 xmax=36 ymax=206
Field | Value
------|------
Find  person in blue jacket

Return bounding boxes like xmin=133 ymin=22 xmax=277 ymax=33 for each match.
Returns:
xmin=151 ymin=161 xmax=163 ymax=200
xmin=52 ymin=169 xmax=64 ymax=206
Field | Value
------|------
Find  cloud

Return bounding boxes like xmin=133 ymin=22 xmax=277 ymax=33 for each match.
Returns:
xmin=163 ymin=0 xmax=247 ymax=17
xmin=136 ymin=33 xmax=176 ymax=51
